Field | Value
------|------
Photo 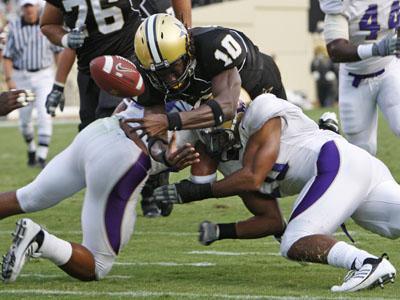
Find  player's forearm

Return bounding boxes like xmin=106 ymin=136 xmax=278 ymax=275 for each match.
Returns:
xmin=179 ymin=105 xmax=221 ymax=129
xmin=211 ymin=168 xmax=264 ymax=198
xmin=55 ymin=49 xmax=76 ymax=84
xmin=171 ymin=0 xmax=192 ymax=28
xmin=41 ymin=25 xmax=67 ymax=47
xmin=327 ymin=39 xmax=360 ymax=63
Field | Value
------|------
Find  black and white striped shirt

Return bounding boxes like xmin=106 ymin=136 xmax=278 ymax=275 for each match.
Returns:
xmin=3 ymin=17 xmax=62 ymax=71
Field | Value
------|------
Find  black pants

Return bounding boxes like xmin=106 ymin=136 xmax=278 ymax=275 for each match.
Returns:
xmin=77 ymin=71 xmax=123 ymax=131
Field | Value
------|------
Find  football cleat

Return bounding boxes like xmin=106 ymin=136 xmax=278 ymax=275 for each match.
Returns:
xmin=1 ymin=218 xmax=42 ymax=283
xmin=331 ymin=254 xmax=396 ymax=292
xmin=318 ymin=111 xmax=340 ymax=134
xmin=198 ymin=221 xmax=219 ymax=246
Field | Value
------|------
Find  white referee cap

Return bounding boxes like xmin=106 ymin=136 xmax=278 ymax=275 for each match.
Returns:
xmin=19 ymin=0 xmax=39 ymax=6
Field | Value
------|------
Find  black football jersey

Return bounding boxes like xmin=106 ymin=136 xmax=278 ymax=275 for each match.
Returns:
xmin=46 ymin=0 xmax=142 ymax=74
xmin=137 ymin=26 xmax=286 ymax=107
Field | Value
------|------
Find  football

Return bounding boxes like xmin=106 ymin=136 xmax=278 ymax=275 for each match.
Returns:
xmin=90 ymin=55 xmax=145 ymax=97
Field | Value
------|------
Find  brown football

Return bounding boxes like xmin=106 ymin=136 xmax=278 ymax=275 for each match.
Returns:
xmin=90 ymin=55 xmax=145 ymax=97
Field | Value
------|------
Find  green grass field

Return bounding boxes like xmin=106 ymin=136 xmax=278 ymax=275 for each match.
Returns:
xmin=0 ymin=108 xmax=400 ymax=299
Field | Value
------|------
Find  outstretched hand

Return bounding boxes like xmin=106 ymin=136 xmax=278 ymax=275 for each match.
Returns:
xmin=123 ymin=113 xmax=169 ymax=138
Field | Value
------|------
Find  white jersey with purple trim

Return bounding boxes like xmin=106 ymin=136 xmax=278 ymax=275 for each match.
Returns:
xmin=321 ymin=0 xmax=396 ymax=74
xmin=220 ymin=94 xmax=344 ymax=198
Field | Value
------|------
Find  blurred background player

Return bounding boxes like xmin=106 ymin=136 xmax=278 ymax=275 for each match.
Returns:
xmin=320 ymin=0 xmax=400 ymax=155
xmin=3 ymin=0 xmax=62 ymax=168
xmin=311 ymin=45 xmax=338 ymax=108
xmin=40 ymin=0 xmax=191 ymax=218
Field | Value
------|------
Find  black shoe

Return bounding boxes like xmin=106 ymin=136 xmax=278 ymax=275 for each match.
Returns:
xmin=318 ymin=112 xmax=340 ymax=134
xmin=159 ymin=202 xmax=174 ymax=217
xmin=27 ymin=151 xmax=36 ymax=167
xmin=37 ymin=158 xmax=46 ymax=169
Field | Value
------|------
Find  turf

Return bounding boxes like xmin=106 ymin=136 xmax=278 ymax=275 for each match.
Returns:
xmin=0 ymin=108 xmax=399 ymax=299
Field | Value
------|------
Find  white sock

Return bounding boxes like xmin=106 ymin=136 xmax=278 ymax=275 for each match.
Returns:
xmin=28 ymin=140 xmax=36 ymax=152
xmin=39 ymin=230 xmax=73 ymax=266
xmin=36 ymin=145 xmax=49 ymax=160
xmin=327 ymin=241 xmax=377 ymax=270
xmin=190 ymin=173 xmax=217 ymax=184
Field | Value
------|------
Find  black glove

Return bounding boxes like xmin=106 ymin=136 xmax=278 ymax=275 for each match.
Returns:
xmin=148 ymin=180 xmax=213 ymax=204
xmin=46 ymin=83 xmax=65 ymax=117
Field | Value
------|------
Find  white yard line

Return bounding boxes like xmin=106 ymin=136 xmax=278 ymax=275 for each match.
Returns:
xmin=187 ymin=250 xmax=280 ymax=256
xmin=0 ymin=289 xmax=392 ymax=300
xmin=114 ymin=261 xmax=215 ymax=267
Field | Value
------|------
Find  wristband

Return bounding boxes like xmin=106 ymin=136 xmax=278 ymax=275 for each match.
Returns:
xmin=357 ymin=44 xmax=374 ymax=60
xmin=52 ymin=82 xmax=65 ymax=92
xmin=217 ymin=223 xmax=237 ymax=240
xmin=61 ymin=34 xmax=69 ymax=48
xmin=205 ymin=99 xmax=224 ymax=126
xmin=167 ymin=112 xmax=182 ymax=130
xmin=175 ymin=180 xmax=213 ymax=203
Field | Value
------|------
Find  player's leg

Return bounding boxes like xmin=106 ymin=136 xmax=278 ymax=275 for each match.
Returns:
xmin=32 ymin=69 xmax=54 ymax=167
xmin=77 ymin=72 xmax=99 ymax=131
xmin=79 ymin=124 xmax=150 ymax=280
xmin=376 ymin=59 xmax=400 ymax=139
xmin=13 ymin=71 xmax=36 ymax=166
xmin=1 ymin=135 xmax=87 ymax=282
xmin=352 ymin=158 xmax=400 ymax=239
xmin=95 ymin=89 xmax=122 ymax=119
xmin=338 ymin=68 xmax=379 ymax=155
xmin=280 ymin=140 xmax=395 ymax=292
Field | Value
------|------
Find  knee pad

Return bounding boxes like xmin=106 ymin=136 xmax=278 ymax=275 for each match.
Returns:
xmin=94 ymin=253 xmax=115 ymax=280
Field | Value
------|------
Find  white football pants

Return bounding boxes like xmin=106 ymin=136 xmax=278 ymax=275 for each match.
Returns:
xmin=13 ymin=68 xmax=54 ymax=145
xmin=16 ymin=117 xmax=150 ymax=279
xmin=339 ymin=58 xmax=400 ymax=155
xmin=280 ymin=138 xmax=400 ymax=257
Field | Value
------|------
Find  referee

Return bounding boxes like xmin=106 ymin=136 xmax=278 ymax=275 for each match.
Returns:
xmin=3 ymin=0 xmax=62 ymax=168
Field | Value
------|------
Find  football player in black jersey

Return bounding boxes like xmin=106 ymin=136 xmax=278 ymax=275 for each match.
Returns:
xmin=40 ymin=0 xmax=191 ymax=131
xmin=127 ymin=13 xmax=286 ymax=139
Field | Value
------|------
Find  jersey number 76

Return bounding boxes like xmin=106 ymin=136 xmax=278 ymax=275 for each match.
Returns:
xmin=63 ymin=0 xmax=124 ymax=34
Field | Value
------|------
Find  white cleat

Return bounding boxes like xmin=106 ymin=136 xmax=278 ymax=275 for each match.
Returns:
xmin=1 ymin=218 xmax=42 ymax=283
xmin=331 ymin=254 xmax=396 ymax=292
xmin=318 ymin=111 xmax=340 ymax=134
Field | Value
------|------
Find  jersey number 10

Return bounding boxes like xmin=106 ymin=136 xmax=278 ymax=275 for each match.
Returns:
xmin=214 ymin=34 xmax=242 ymax=67
xmin=63 ymin=0 xmax=124 ymax=34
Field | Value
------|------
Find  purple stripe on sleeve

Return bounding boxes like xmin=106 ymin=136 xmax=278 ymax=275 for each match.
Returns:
xmin=105 ymin=152 xmax=151 ymax=254
xmin=289 ymin=140 xmax=340 ymax=222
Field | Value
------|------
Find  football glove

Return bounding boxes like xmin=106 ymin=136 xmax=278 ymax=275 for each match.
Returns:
xmin=46 ymin=83 xmax=65 ymax=117
xmin=372 ymin=32 xmax=400 ymax=56
xmin=63 ymin=27 xmax=86 ymax=49
xmin=149 ymin=184 xmax=183 ymax=204
xmin=199 ymin=221 xmax=219 ymax=246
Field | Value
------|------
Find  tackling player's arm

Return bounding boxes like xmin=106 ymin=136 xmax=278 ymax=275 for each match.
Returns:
xmin=149 ymin=117 xmax=281 ymax=203
xmin=179 ymin=67 xmax=241 ymax=129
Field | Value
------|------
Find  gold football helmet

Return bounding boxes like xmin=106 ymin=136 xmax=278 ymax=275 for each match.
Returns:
xmin=134 ymin=13 xmax=194 ymax=93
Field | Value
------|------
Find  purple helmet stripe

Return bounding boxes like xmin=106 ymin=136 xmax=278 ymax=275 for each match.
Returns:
xmin=289 ymin=140 xmax=340 ymax=222
xmin=105 ymin=152 xmax=151 ymax=254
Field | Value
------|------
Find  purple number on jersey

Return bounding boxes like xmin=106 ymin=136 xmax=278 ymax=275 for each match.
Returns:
xmin=389 ymin=1 xmax=400 ymax=29
xmin=359 ymin=4 xmax=380 ymax=40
